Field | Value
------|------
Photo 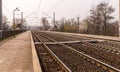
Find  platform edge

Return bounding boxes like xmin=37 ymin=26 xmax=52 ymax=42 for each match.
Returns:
xmin=30 ymin=31 xmax=42 ymax=72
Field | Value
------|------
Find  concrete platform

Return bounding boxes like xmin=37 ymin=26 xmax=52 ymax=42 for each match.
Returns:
xmin=0 ymin=31 xmax=35 ymax=72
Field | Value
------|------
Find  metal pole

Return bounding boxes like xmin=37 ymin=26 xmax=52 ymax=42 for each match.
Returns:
xmin=0 ymin=0 xmax=2 ymax=30
xmin=77 ymin=15 xmax=80 ymax=33
xmin=119 ymin=0 xmax=120 ymax=23
xmin=119 ymin=0 xmax=120 ymax=36
xmin=53 ymin=12 xmax=55 ymax=27
xmin=0 ymin=0 xmax=2 ymax=41
xmin=13 ymin=11 xmax=15 ymax=38
xmin=21 ymin=12 xmax=23 ymax=31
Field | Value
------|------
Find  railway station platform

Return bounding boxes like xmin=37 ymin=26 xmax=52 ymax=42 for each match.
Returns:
xmin=1 ymin=30 xmax=120 ymax=72
xmin=0 ymin=31 xmax=41 ymax=72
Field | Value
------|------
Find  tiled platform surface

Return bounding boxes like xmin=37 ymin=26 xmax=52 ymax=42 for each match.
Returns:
xmin=0 ymin=31 xmax=33 ymax=72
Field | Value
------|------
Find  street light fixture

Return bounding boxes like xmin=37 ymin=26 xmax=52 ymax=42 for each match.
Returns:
xmin=13 ymin=7 xmax=20 ymax=38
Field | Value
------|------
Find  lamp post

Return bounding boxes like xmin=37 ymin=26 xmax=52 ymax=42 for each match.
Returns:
xmin=77 ymin=15 xmax=80 ymax=33
xmin=21 ymin=12 xmax=24 ymax=31
xmin=0 ymin=0 xmax=2 ymax=41
xmin=119 ymin=0 xmax=120 ymax=36
xmin=13 ymin=7 xmax=20 ymax=38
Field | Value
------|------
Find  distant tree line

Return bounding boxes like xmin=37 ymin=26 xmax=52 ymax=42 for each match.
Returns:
xmin=50 ymin=2 xmax=119 ymax=36
xmin=82 ymin=2 xmax=119 ymax=36
xmin=2 ymin=15 xmax=27 ymax=30
xmin=52 ymin=18 xmax=78 ymax=33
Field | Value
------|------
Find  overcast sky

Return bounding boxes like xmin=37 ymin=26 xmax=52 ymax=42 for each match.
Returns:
xmin=2 ymin=0 xmax=119 ymax=26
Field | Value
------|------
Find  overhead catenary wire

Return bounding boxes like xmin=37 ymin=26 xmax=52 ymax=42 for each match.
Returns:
xmin=49 ymin=0 xmax=64 ymax=12
xmin=3 ymin=4 xmax=12 ymax=16
xmin=35 ymin=0 xmax=42 ymax=18
xmin=41 ymin=0 xmax=65 ymax=24
xmin=43 ymin=0 xmax=64 ymax=13
xmin=24 ymin=11 xmax=36 ymax=18
xmin=42 ymin=12 xmax=53 ymax=19
xmin=36 ymin=0 xmax=42 ymax=12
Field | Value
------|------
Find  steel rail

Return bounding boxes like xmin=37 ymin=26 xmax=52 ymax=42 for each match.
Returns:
xmin=85 ymin=43 xmax=120 ymax=54
xmin=35 ymin=41 xmax=81 ymax=45
xmin=44 ymin=32 xmax=120 ymax=55
xmin=34 ymin=33 xmax=72 ymax=72
xmin=40 ymin=32 xmax=120 ymax=72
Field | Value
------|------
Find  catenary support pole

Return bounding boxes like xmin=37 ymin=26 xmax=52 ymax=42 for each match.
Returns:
xmin=77 ymin=15 xmax=80 ymax=33
xmin=119 ymin=0 xmax=120 ymax=36
xmin=0 ymin=0 xmax=2 ymax=41
xmin=21 ymin=12 xmax=23 ymax=30
xmin=53 ymin=12 xmax=55 ymax=27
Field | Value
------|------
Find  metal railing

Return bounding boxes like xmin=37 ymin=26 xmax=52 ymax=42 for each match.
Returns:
xmin=0 ymin=30 xmax=25 ymax=42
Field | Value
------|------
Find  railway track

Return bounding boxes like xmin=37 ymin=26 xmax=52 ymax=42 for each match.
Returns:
xmin=36 ymin=44 xmax=69 ymax=72
xmin=32 ymin=32 xmax=71 ymax=72
xmin=38 ymin=32 xmax=120 ymax=53
xmin=39 ymin=31 xmax=120 ymax=69
xmin=63 ymin=32 xmax=120 ymax=54
xmin=39 ymin=32 xmax=77 ymax=41
xmin=65 ymin=43 xmax=120 ymax=69
xmin=96 ymin=41 xmax=120 ymax=50
xmin=32 ymin=31 xmax=120 ymax=72
xmin=47 ymin=44 xmax=107 ymax=72
xmin=47 ymin=31 xmax=120 ymax=51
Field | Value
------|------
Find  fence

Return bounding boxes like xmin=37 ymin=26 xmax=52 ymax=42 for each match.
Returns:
xmin=0 ymin=30 xmax=25 ymax=42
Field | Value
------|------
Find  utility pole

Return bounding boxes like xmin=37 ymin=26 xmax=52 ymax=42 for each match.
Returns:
xmin=77 ymin=15 xmax=80 ymax=33
xmin=119 ymin=0 xmax=120 ymax=23
xmin=53 ymin=12 xmax=55 ymax=27
xmin=21 ymin=12 xmax=23 ymax=30
xmin=118 ymin=0 xmax=120 ymax=36
xmin=13 ymin=10 xmax=15 ymax=38
xmin=13 ymin=7 xmax=20 ymax=38
xmin=0 ymin=0 xmax=2 ymax=41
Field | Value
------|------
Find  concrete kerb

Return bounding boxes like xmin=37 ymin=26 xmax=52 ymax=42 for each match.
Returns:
xmin=30 ymin=31 xmax=42 ymax=72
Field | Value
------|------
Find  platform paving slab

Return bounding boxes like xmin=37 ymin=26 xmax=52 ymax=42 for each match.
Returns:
xmin=0 ymin=31 xmax=33 ymax=72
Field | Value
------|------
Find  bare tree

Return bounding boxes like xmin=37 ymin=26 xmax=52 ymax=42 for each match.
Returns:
xmin=2 ymin=15 xmax=8 ymax=30
xmin=41 ymin=17 xmax=51 ymax=31
xmin=83 ymin=2 xmax=118 ymax=36
xmin=56 ymin=17 xmax=78 ymax=33
xmin=57 ymin=18 xmax=66 ymax=31
xmin=97 ymin=2 xmax=115 ymax=35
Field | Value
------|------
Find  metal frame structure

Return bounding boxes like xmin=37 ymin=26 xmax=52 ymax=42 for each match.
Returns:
xmin=13 ymin=7 xmax=20 ymax=38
